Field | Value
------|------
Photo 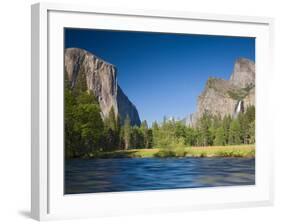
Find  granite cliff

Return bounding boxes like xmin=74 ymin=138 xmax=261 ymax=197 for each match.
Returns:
xmin=186 ymin=58 xmax=255 ymax=126
xmin=64 ymin=48 xmax=141 ymax=126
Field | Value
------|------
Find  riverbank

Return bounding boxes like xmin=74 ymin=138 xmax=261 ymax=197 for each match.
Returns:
xmin=83 ymin=145 xmax=255 ymax=159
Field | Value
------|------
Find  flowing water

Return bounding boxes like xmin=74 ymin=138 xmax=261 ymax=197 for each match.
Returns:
xmin=65 ymin=157 xmax=255 ymax=194
xmin=236 ymin=100 xmax=242 ymax=114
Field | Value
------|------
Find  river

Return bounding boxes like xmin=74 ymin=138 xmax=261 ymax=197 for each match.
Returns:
xmin=65 ymin=157 xmax=255 ymax=194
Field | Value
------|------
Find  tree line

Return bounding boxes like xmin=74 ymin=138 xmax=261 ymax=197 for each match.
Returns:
xmin=65 ymin=78 xmax=255 ymax=158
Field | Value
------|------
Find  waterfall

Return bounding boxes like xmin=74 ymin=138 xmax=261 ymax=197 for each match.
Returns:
xmin=236 ymin=100 xmax=242 ymax=114
xmin=234 ymin=100 xmax=243 ymax=117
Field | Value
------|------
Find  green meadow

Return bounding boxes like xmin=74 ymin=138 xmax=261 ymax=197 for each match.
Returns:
xmin=85 ymin=144 xmax=255 ymax=159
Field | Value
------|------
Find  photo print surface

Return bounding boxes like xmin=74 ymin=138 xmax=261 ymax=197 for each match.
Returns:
xmin=64 ymin=28 xmax=255 ymax=194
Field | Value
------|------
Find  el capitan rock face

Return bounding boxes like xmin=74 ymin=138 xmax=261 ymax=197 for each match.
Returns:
xmin=187 ymin=58 xmax=255 ymax=126
xmin=64 ymin=48 xmax=141 ymax=126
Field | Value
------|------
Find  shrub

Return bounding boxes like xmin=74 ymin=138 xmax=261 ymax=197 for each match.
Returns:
xmin=154 ymin=149 xmax=176 ymax=158
xmin=175 ymin=148 xmax=187 ymax=157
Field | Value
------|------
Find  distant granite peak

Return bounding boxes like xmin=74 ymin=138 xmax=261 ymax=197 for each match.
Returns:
xmin=230 ymin=58 xmax=255 ymax=87
xmin=186 ymin=57 xmax=255 ymax=126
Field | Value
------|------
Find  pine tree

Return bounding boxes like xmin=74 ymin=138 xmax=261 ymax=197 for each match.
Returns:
xmin=245 ymin=106 xmax=255 ymax=144
xmin=130 ymin=126 xmax=144 ymax=149
xmin=185 ymin=127 xmax=197 ymax=146
xmin=151 ymin=121 xmax=159 ymax=147
xmin=198 ymin=112 xmax=212 ymax=146
xmin=214 ymin=127 xmax=225 ymax=146
xmin=64 ymin=83 xmax=77 ymax=158
xmin=245 ymin=105 xmax=255 ymax=123
xmin=222 ymin=115 xmax=232 ymax=145
xmin=116 ymin=115 xmax=122 ymax=148
xmin=123 ymin=115 xmax=131 ymax=150
xmin=140 ymin=120 xmax=149 ymax=148
xmin=146 ymin=129 xmax=153 ymax=148
xmin=228 ymin=119 xmax=241 ymax=145
xmin=103 ymin=107 xmax=120 ymax=150
xmin=237 ymin=112 xmax=248 ymax=144
xmin=106 ymin=107 xmax=117 ymax=131
xmin=249 ymin=120 xmax=255 ymax=144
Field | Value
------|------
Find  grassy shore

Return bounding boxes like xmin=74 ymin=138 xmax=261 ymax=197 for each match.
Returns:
xmin=86 ymin=145 xmax=255 ymax=159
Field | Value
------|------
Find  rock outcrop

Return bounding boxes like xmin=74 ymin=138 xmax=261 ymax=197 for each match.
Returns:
xmin=65 ymin=48 xmax=141 ymax=126
xmin=186 ymin=58 xmax=255 ymax=126
xmin=230 ymin=58 xmax=255 ymax=87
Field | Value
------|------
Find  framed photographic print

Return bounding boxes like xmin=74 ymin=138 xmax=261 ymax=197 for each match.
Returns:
xmin=31 ymin=2 xmax=274 ymax=221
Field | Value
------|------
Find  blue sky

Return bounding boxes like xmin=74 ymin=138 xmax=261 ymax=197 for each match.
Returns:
xmin=65 ymin=28 xmax=255 ymax=125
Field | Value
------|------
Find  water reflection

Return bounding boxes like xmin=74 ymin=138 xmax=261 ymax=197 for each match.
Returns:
xmin=65 ymin=157 xmax=255 ymax=194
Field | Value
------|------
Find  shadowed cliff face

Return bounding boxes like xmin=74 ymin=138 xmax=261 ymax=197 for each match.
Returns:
xmin=117 ymin=86 xmax=141 ymax=126
xmin=64 ymin=48 xmax=141 ymax=126
xmin=187 ymin=58 xmax=255 ymax=126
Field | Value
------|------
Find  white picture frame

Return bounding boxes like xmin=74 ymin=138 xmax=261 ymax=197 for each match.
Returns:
xmin=31 ymin=2 xmax=274 ymax=221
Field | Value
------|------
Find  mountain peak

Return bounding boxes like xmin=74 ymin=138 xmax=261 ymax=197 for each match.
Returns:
xmin=230 ymin=58 xmax=255 ymax=87
xmin=187 ymin=58 xmax=255 ymax=126
xmin=64 ymin=48 xmax=141 ymax=126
